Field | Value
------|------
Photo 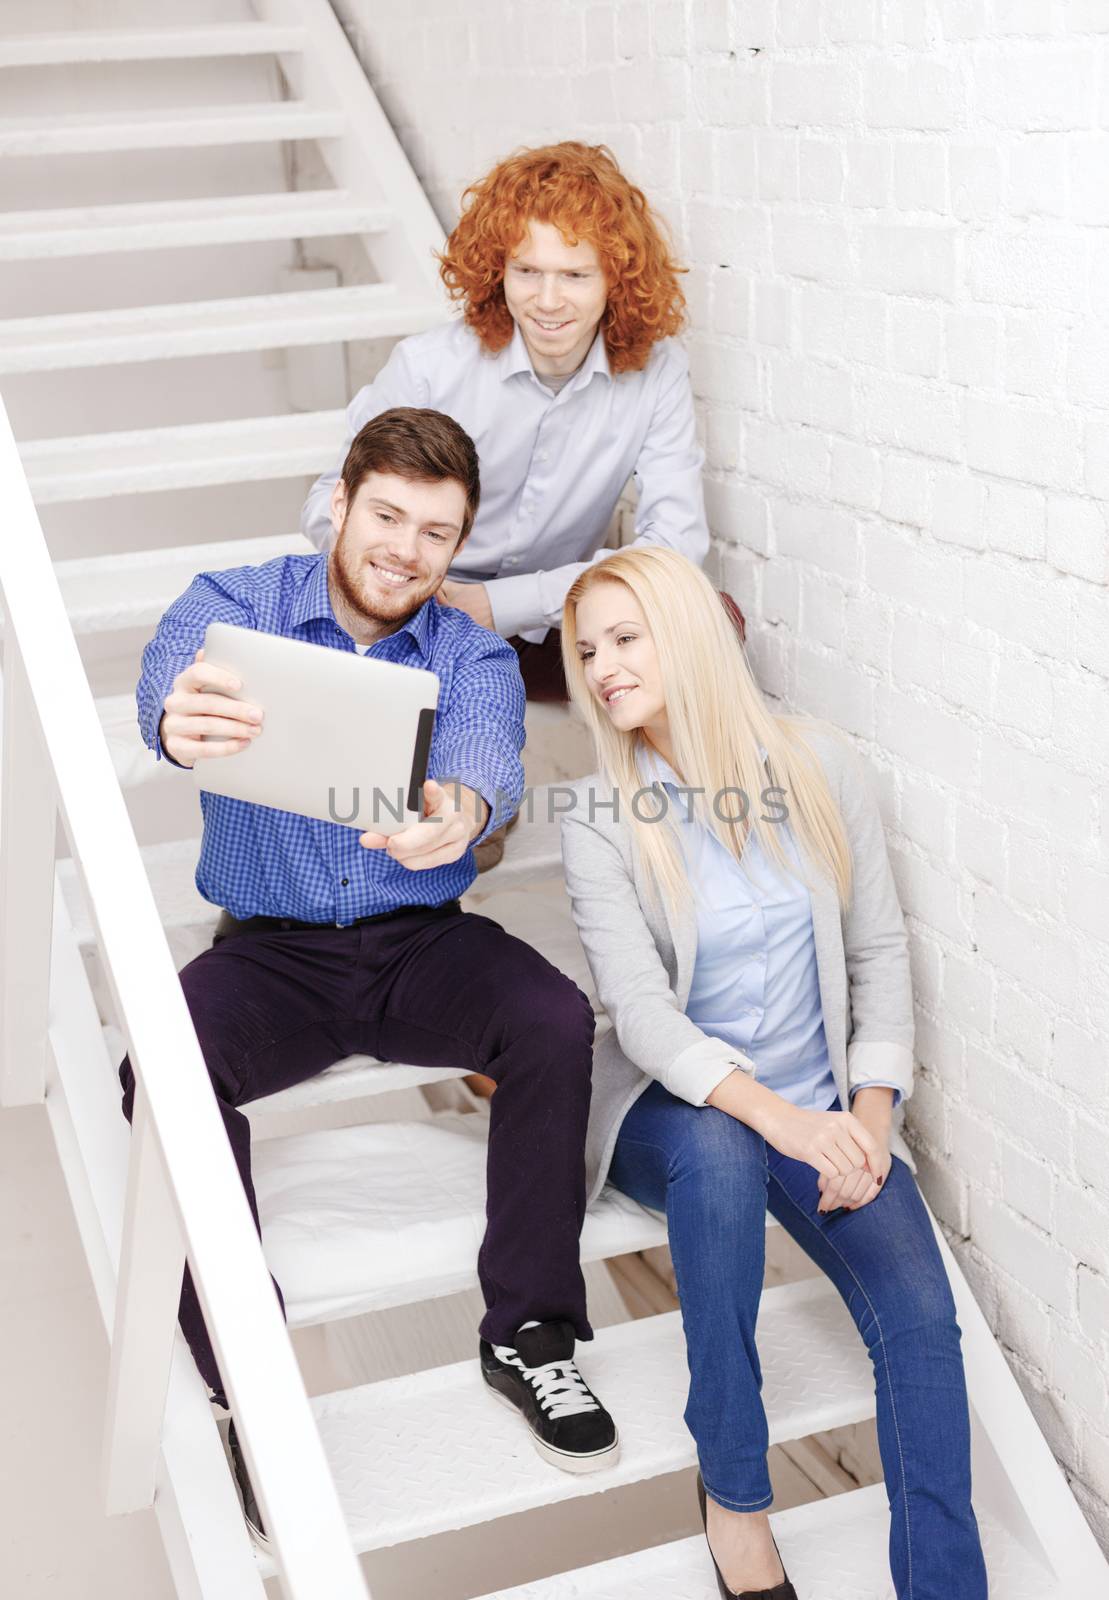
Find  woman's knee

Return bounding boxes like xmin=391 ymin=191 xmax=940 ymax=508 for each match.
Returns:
xmin=668 ymin=1106 xmax=768 ymax=1213
xmin=858 ymin=1262 xmax=961 ymax=1355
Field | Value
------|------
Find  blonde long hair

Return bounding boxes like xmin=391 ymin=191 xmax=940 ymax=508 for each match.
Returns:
xmin=561 ymin=549 xmax=853 ymax=911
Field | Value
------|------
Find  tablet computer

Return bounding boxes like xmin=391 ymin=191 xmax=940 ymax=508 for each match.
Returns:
xmin=193 ymin=622 xmax=439 ymax=834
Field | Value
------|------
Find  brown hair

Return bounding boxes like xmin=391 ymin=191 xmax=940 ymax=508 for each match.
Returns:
xmin=438 ymin=141 xmax=687 ymax=374
xmin=340 ymin=407 xmax=481 ymax=542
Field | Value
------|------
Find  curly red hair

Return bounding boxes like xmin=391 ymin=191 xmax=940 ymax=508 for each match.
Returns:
xmin=438 ymin=142 xmax=687 ymax=374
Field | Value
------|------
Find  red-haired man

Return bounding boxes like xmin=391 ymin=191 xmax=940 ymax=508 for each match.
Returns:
xmin=302 ymin=142 xmax=712 ymax=700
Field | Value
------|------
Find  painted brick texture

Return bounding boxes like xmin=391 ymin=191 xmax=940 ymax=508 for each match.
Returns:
xmin=330 ymin=0 xmax=1109 ymax=1544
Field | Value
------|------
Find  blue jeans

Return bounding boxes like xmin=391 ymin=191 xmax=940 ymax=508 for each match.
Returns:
xmin=609 ymin=1082 xmax=988 ymax=1600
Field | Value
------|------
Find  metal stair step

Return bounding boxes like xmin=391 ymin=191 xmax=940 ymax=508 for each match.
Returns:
xmin=0 ymin=101 xmax=345 ymax=159
xmin=252 ymin=1114 xmax=670 ymax=1325
xmin=99 ymin=1021 xmax=466 ymax=1123
xmin=0 ymin=25 xmax=307 ymax=68
xmin=55 ymin=533 xmax=314 ymax=635
xmin=96 ymin=693 xmax=163 ymax=790
xmin=23 ymin=414 xmax=343 ymax=504
xmin=249 ymin=1057 xmax=469 ymax=1118
xmin=247 ymin=1278 xmax=874 ymax=1574
xmin=58 ymin=838 xmax=217 ymax=985
xmin=0 ymin=190 xmax=391 ymax=262
xmin=0 ymin=284 xmax=446 ymax=375
xmin=471 ymin=1486 xmax=1057 ymax=1600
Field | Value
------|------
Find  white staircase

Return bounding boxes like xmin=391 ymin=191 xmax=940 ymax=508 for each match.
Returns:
xmin=1 ymin=5 xmax=1108 ymax=1599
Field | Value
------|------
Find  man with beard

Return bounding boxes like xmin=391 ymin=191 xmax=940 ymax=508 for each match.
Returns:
xmin=121 ymin=407 xmax=618 ymax=1541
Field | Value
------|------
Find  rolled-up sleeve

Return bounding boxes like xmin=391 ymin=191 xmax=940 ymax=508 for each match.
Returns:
xmin=487 ymin=568 xmax=550 ymax=641
xmin=300 ymin=339 xmax=430 ymax=552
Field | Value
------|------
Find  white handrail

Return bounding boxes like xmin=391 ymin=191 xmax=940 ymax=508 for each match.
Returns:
xmin=0 ymin=398 xmax=369 ymax=1597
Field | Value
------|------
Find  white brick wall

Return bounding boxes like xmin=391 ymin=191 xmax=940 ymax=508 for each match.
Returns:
xmin=331 ymin=0 xmax=1109 ymax=1544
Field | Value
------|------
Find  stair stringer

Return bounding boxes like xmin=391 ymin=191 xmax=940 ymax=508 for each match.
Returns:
xmin=257 ymin=0 xmax=447 ymax=299
xmin=933 ymin=1222 xmax=1109 ymax=1594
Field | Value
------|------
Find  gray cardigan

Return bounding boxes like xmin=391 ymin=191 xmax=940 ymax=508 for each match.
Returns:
xmin=560 ymin=727 xmax=916 ymax=1207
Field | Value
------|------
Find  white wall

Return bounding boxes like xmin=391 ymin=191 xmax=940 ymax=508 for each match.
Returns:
xmin=331 ymin=0 xmax=1109 ymax=1547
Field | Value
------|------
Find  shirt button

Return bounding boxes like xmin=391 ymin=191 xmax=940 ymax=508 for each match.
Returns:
xmin=340 ymin=877 xmax=349 ymax=886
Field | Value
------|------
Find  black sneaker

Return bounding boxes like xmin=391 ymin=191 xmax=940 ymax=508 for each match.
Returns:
xmin=480 ymin=1319 xmax=619 ymax=1474
xmin=228 ymin=1419 xmax=268 ymax=1545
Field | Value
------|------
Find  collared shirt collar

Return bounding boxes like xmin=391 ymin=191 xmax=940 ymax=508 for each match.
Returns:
xmin=290 ymin=552 xmax=334 ymax=628
xmin=638 ymin=741 xmax=679 ymax=788
xmin=495 ymin=323 xmax=612 ymax=390
xmin=291 ymin=552 xmax=436 ymax=663
xmin=495 ymin=323 xmax=536 ymax=382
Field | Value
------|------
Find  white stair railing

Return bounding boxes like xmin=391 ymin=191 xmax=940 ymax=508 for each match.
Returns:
xmin=0 ymin=397 xmax=370 ymax=1599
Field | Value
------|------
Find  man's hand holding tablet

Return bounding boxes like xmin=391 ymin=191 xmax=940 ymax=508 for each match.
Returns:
xmin=360 ymin=776 xmax=489 ymax=870
xmin=159 ymin=648 xmax=264 ymax=767
xmin=157 ymin=639 xmax=483 ymax=871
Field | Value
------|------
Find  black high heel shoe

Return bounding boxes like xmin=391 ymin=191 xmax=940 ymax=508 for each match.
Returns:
xmin=696 ymin=1472 xmax=799 ymax=1600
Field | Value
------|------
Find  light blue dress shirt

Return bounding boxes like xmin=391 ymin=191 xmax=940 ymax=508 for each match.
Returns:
xmin=643 ymin=749 xmax=900 ymax=1112
xmin=301 ymin=319 xmax=709 ymax=639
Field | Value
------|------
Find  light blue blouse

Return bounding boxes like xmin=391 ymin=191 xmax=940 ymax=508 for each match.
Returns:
xmin=643 ymin=748 xmax=899 ymax=1112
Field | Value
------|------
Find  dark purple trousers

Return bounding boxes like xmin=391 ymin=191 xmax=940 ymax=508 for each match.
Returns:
xmin=119 ymin=901 xmax=595 ymax=1404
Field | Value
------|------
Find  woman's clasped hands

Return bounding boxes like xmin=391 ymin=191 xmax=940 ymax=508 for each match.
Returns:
xmin=761 ymin=1093 xmax=893 ymax=1215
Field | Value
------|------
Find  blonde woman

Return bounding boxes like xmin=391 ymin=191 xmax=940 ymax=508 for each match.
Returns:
xmin=559 ymin=549 xmax=986 ymax=1600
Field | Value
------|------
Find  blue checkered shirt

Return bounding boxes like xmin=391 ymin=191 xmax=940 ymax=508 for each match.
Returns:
xmin=137 ymin=553 xmax=525 ymax=923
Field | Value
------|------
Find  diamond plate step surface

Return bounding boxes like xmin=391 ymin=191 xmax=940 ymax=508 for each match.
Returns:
xmin=0 ymin=284 xmax=445 ymax=375
xmin=0 ymin=25 xmax=307 ymax=68
xmin=0 ymin=101 xmax=345 ymax=159
xmin=22 ymin=412 xmax=343 ymax=505
xmin=471 ymin=1486 xmax=1057 ymax=1600
xmin=248 ymin=1278 xmax=874 ymax=1575
xmin=252 ymin=1115 xmax=668 ymax=1327
xmin=0 ymin=191 xmax=391 ymax=262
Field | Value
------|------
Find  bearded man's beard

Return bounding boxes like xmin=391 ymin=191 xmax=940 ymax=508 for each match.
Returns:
xmin=329 ymin=516 xmax=437 ymax=625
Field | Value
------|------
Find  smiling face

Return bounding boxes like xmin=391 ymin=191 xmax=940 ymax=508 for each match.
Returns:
xmin=573 ymin=580 xmax=673 ymax=760
xmin=327 ymin=470 xmax=466 ymax=642
xmin=502 ymin=219 xmax=608 ymax=377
